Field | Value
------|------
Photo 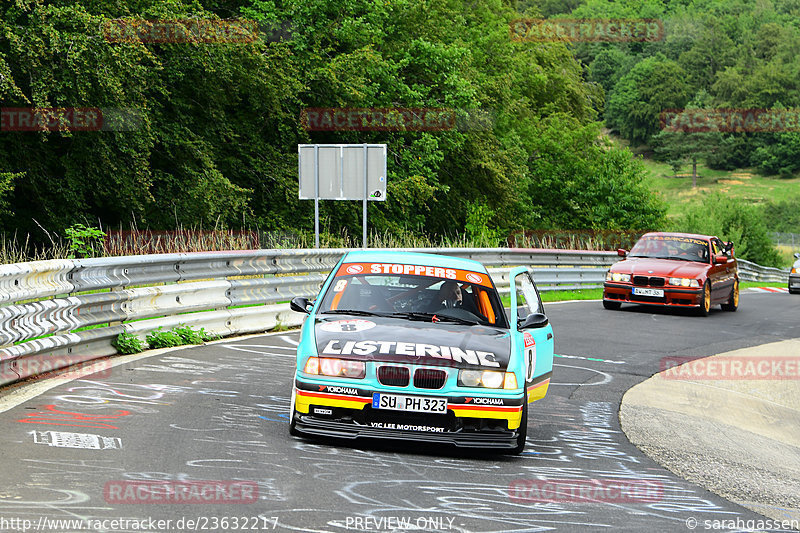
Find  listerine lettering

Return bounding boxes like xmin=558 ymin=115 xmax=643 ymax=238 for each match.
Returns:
xmin=321 ymin=340 xmax=500 ymax=368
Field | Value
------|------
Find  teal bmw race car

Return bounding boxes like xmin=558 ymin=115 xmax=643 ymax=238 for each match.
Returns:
xmin=288 ymin=251 xmax=554 ymax=453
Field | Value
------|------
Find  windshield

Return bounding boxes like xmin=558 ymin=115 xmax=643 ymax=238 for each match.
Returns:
xmin=629 ymin=236 xmax=710 ymax=263
xmin=318 ymin=262 xmax=508 ymax=328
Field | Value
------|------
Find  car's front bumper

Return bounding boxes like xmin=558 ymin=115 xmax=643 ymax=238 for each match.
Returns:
xmin=603 ymin=282 xmax=703 ymax=307
xmin=290 ymin=377 xmax=549 ymax=449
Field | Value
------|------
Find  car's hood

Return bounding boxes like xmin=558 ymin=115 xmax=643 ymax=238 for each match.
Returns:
xmin=314 ymin=315 xmax=510 ymax=370
xmin=612 ymin=257 xmax=709 ymax=278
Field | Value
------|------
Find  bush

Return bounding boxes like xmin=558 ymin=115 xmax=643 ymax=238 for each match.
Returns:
xmin=114 ymin=332 xmax=145 ymax=355
xmin=146 ymin=327 xmax=184 ymax=349
xmin=675 ymin=193 xmax=783 ymax=267
xmin=173 ymin=325 xmax=206 ymax=344
xmin=65 ymin=224 xmax=105 ymax=259
xmin=173 ymin=325 xmax=220 ymax=344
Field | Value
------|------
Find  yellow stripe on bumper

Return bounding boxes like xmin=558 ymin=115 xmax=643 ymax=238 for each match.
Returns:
xmin=449 ymin=405 xmax=523 ymax=429
xmin=295 ymin=390 xmax=371 ymax=413
xmin=527 ymin=378 xmax=550 ymax=402
xmin=296 ymin=389 xmax=524 ymax=429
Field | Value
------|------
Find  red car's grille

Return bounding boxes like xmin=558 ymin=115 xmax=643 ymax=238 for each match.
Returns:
xmin=413 ymin=368 xmax=447 ymax=389
xmin=633 ymin=276 xmax=665 ymax=287
xmin=377 ymin=366 xmax=409 ymax=387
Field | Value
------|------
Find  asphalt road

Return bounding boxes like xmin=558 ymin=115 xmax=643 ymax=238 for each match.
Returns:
xmin=0 ymin=292 xmax=798 ymax=533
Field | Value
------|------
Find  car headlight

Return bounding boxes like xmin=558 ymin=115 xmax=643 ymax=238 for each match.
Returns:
xmin=606 ymin=272 xmax=631 ymax=282
xmin=303 ymin=357 xmax=365 ymax=379
xmin=668 ymin=277 xmax=700 ymax=288
xmin=458 ymin=369 xmax=518 ymax=389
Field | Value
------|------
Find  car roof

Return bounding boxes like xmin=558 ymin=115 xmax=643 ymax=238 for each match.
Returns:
xmin=640 ymin=232 xmax=715 ymax=241
xmin=341 ymin=250 xmax=489 ymax=274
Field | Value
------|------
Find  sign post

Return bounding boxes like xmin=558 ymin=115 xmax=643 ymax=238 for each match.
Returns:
xmin=298 ymin=144 xmax=387 ymax=248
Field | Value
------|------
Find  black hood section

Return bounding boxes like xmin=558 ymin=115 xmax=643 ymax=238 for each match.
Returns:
xmin=314 ymin=315 xmax=511 ymax=370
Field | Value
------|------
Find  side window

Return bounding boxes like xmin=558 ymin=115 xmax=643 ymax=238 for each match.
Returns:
xmin=515 ymin=272 xmax=542 ymax=321
xmin=715 ymin=239 xmax=732 ymax=258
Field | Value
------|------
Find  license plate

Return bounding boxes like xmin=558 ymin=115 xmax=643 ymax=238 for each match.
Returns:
xmin=372 ymin=393 xmax=447 ymax=413
xmin=632 ymin=287 xmax=664 ymax=297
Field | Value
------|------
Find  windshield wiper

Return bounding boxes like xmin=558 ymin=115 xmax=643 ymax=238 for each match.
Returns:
xmin=320 ymin=309 xmax=389 ymax=317
xmin=630 ymin=255 xmax=702 ymax=262
xmin=390 ymin=311 xmax=481 ymax=326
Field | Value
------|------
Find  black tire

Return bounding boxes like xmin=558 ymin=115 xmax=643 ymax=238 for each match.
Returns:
xmin=697 ymin=281 xmax=711 ymax=316
xmin=509 ymin=392 xmax=528 ymax=455
xmin=603 ymin=300 xmax=621 ymax=310
xmin=721 ymin=280 xmax=739 ymax=312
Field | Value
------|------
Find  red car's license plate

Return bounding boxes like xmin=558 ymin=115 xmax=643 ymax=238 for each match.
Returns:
xmin=632 ymin=287 xmax=664 ymax=297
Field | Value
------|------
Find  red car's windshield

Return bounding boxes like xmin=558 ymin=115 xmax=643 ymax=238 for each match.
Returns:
xmin=629 ymin=236 xmax=710 ymax=263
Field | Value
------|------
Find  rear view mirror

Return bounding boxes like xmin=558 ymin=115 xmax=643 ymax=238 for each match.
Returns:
xmin=518 ymin=312 xmax=549 ymax=329
xmin=617 ymin=249 xmax=628 ymax=257
xmin=290 ymin=297 xmax=311 ymax=314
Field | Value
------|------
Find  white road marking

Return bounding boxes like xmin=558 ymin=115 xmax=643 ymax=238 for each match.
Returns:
xmin=221 ymin=345 xmax=296 ymax=358
xmin=551 ymin=363 xmax=613 ymax=386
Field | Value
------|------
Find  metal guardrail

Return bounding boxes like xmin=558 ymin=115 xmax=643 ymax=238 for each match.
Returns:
xmin=736 ymin=258 xmax=789 ymax=283
xmin=0 ymin=248 xmax=789 ymax=388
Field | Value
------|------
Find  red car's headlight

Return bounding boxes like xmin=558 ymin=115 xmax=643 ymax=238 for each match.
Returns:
xmin=606 ymin=272 xmax=631 ymax=282
xmin=668 ymin=277 xmax=700 ymax=288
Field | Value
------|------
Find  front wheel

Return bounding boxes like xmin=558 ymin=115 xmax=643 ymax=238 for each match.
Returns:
xmin=509 ymin=392 xmax=528 ymax=455
xmin=721 ymin=280 xmax=739 ymax=311
xmin=697 ymin=281 xmax=711 ymax=317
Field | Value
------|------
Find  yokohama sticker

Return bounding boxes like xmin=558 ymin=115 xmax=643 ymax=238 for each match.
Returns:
xmin=319 ymin=319 xmax=376 ymax=333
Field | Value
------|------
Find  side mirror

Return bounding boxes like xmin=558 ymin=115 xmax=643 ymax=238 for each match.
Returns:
xmin=617 ymin=249 xmax=628 ymax=257
xmin=713 ymin=255 xmax=728 ymax=265
xmin=290 ymin=296 xmax=311 ymax=314
xmin=518 ymin=312 xmax=549 ymax=329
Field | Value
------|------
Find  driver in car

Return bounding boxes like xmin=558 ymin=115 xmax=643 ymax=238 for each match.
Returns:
xmin=436 ymin=281 xmax=463 ymax=308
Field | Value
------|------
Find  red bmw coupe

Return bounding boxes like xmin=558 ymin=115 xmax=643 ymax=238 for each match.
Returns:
xmin=603 ymin=232 xmax=739 ymax=316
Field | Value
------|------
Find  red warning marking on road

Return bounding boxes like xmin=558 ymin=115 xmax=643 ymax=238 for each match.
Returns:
xmin=16 ymin=405 xmax=131 ymax=429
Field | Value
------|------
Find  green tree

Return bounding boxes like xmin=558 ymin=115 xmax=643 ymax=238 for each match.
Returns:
xmin=606 ymin=55 xmax=692 ymax=145
xmin=650 ymin=106 xmax=723 ymax=187
xmin=526 ymin=114 xmax=667 ymax=230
